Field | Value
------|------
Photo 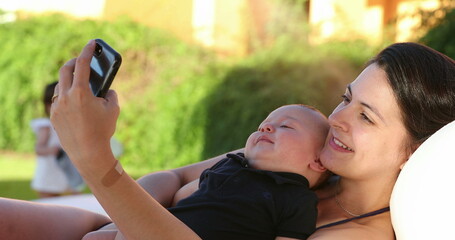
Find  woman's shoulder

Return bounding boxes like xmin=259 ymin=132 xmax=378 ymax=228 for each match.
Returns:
xmin=310 ymin=212 xmax=394 ymax=240
xmin=313 ymin=176 xmax=394 ymax=240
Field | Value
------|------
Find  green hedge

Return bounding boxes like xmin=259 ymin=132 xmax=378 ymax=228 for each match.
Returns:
xmin=0 ymin=14 xmax=218 ymax=170
xmin=0 ymin=13 xmax=370 ymax=172
xmin=420 ymin=8 xmax=455 ymax=59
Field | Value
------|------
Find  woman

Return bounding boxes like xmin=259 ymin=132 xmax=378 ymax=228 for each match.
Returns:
xmin=1 ymin=42 xmax=454 ymax=239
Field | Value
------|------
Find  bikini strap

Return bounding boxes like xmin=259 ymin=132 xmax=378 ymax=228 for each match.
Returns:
xmin=316 ymin=206 xmax=390 ymax=230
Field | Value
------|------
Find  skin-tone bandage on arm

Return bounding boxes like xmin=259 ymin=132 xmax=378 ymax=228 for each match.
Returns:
xmin=102 ymin=160 xmax=124 ymax=187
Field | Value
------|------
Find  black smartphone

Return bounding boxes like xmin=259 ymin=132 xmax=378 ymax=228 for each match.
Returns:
xmin=89 ymin=39 xmax=122 ymax=98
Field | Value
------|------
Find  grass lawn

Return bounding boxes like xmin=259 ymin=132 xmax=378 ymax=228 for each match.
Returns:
xmin=0 ymin=151 xmax=37 ymax=200
xmin=0 ymin=151 xmax=151 ymax=200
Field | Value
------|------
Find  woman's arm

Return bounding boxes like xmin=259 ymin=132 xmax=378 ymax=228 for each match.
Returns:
xmin=137 ymin=150 xmax=241 ymax=207
xmin=51 ymin=40 xmax=199 ymax=240
xmin=0 ymin=198 xmax=111 ymax=240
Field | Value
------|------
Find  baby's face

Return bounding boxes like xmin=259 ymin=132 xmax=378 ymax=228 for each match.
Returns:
xmin=245 ymin=105 xmax=329 ymax=177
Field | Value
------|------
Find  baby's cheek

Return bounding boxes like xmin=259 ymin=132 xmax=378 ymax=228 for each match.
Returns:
xmin=244 ymin=134 xmax=257 ymax=157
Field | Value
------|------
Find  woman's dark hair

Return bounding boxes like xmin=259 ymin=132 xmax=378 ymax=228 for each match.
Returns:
xmin=368 ymin=42 xmax=455 ymax=147
xmin=43 ymin=81 xmax=58 ymax=115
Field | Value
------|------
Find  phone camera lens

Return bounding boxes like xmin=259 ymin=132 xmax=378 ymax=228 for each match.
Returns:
xmin=94 ymin=43 xmax=102 ymax=57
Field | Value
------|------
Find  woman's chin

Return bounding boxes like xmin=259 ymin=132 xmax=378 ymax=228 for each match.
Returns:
xmin=319 ymin=149 xmax=335 ymax=171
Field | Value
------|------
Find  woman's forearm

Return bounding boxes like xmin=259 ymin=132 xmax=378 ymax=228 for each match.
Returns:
xmin=83 ymin=154 xmax=201 ymax=240
xmin=0 ymin=198 xmax=110 ymax=240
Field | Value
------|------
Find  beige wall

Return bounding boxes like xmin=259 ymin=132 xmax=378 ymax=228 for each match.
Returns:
xmin=103 ymin=0 xmax=194 ymax=43
xmin=309 ymin=0 xmax=442 ymax=44
xmin=212 ymin=0 xmax=248 ymax=55
xmin=0 ymin=0 xmax=444 ymax=55
xmin=0 ymin=0 xmax=105 ymax=18
xmin=192 ymin=0 xmax=250 ymax=55
xmin=102 ymin=0 xmax=250 ymax=55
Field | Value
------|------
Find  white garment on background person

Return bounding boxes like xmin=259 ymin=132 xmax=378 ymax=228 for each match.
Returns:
xmin=30 ymin=118 xmax=69 ymax=193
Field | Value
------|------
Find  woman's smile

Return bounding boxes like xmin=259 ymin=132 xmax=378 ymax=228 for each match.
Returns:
xmin=329 ymin=137 xmax=354 ymax=152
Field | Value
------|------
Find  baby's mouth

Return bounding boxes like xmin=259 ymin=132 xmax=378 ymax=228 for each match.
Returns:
xmin=256 ymin=135 xmax=273 ymax=144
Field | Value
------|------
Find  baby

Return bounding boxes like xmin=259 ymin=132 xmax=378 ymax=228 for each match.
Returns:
xmin=84 ymin=104 xmax=329 ymax=240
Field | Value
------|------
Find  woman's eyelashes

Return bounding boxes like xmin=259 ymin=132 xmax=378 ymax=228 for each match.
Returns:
xmin=360 ymin=112 xmax=374 ymax=124
xmin=341 ymin=94 xmax=374 ymax=124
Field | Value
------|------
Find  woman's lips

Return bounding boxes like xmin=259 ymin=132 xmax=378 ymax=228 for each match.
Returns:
xmin=329 ymin=137 xmax=354 ymax=152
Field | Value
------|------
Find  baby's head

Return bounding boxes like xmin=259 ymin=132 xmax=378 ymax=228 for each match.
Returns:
xmin=245 ymin=104 xmax=329 ymax=188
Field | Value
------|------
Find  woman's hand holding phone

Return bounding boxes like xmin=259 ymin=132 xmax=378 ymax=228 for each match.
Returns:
xmin=50 ymin=39 xmax=201 ymax=240
xmin=50 ymin=39 xmax=119 ymax=179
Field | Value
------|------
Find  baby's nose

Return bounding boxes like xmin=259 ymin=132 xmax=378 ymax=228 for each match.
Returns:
xmin=259 ymin=123 xmax=274 ymax=132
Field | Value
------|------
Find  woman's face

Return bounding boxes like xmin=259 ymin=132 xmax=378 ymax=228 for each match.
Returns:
xmin=320 ymin=63 xmax=410 ymax=180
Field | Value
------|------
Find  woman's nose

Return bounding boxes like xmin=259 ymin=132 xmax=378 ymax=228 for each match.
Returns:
xmin=259 ymin=123 xmax=274 ymax=132
xmin=328 ymin=105 xmax=349 ymax=132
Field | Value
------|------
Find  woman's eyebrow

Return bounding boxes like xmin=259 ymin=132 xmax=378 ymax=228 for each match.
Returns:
xmin=348 ymin=84 xmax=385 ymax=123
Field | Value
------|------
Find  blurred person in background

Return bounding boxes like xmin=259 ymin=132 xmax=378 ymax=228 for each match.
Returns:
xmin=30 ymin=81 xmax=85 ymax=198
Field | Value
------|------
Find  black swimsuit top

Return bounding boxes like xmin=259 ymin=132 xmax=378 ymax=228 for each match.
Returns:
xmin=316 ymin=206 xmax=390 ymax=230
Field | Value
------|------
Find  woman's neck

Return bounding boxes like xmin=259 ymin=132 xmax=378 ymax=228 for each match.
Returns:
xmin=335 ymin=176 xmax=393 ymax=216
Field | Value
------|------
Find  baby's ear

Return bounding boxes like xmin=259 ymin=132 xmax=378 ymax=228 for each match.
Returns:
xmin=309 ymin=158 xmax=327 ymax=173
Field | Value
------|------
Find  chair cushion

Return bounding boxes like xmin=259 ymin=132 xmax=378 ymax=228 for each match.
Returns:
xmin=390 ymin=120 xmax=455 ymax=239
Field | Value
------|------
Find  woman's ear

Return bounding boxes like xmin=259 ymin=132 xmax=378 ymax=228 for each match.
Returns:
xmin=309 ymin=158 xmax=327 ymax=173
xmin=400 ymin=160 xmax=407 ymax=170
xmin=401 ymin=143 xmax=421 ymax=170
xmin=399 ymin=152 xmax=412 ymax=170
